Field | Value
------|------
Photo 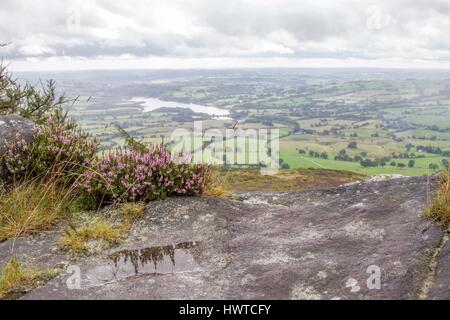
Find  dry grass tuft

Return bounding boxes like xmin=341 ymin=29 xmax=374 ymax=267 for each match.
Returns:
xmin=119 ymin=202 xmax=146 ymax=223
xmin=60 ymin=202 xmax=147 ymax=254
xmin=426 ymin=166 xmax=450 ymax=227
xmin=0 ymin=259 xmax=57 ymax=299
xmin=0 ymin=181 xmax=77 ymax=241
xmin=205 ymin=166 xmax=231 ymax=198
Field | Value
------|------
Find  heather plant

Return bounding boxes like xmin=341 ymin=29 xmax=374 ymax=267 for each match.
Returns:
xmin=1 ymin=117 xmax=98 ymax=185
xmin=0 ymin=60 xmax=95 ymax=185
xmin=77 ymin=145 xmax=212 ymax=204
xmin=0 ymin=61 xmax=213 ymax=209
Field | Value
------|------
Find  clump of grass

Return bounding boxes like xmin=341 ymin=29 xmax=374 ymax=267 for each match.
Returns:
xmin=119 ymin=202 xmax=146 ymax=223
xmin=426 ymin=167 xmax=450 ymax=226
xmin=0 ymin=259 xmax=57 ymax=299
xmin=0 ymin=180 xmax=78 ymax=241
xmin=204 ymin=166 xmax=230 ymax=198
xmin=60 ymin=218 xmax=123 ymax=253
xmin=60 ymin=202 xmax=147 ymax=254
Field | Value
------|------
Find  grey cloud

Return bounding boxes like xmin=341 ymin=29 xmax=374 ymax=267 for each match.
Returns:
xmin=0 ymin=0 xmax=449 ymax=63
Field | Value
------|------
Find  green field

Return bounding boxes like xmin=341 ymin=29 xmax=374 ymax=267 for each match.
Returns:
xmin=280 ymin=148 xmax=446 ymax=176
xmin=55 ymin=69 xmax=450 ymax=177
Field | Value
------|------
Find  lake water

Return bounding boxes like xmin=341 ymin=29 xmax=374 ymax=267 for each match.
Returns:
xmin=131 ymin=97 xmax=231 ymax=119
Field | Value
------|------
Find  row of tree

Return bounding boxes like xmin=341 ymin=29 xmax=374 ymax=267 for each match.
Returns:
xmin=298 ymin=147 xmax=449 ymax=170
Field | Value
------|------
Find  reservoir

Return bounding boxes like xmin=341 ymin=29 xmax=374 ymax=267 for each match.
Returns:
xmin=131 ymin=97 xmax=231 ymax=119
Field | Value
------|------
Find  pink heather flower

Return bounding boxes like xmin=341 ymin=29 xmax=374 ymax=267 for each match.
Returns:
xmin=76 ymin=145 xmax=210 ymax=202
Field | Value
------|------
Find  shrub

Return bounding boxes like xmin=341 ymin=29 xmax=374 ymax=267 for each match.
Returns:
xmin=0 ymin=63 xmax=68 ymax=124
xmin=1 ymin=117 xmax=98 ymax=185
xmin=77 ymin=145 xmax=212 ymax=204
xmin=348 ymin=141 xmax=358 ymax=149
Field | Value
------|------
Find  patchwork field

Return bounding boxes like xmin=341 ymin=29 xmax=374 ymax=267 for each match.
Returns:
xmin=20 ymin=69 xmax=450 ymax=177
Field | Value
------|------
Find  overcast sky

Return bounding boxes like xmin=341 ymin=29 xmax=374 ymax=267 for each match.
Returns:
xmin=1 ymin=0 xmax=450 ymax=71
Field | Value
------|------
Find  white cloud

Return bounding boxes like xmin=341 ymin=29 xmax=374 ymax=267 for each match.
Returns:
xmin=18 ymin=44 xmax=55 ymax=56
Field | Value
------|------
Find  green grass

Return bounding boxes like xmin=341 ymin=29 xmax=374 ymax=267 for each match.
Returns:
xmin=406 ymin=129 xmax=450 ymax=140
xmin=407 ymin=115 xmax=450 ymax=128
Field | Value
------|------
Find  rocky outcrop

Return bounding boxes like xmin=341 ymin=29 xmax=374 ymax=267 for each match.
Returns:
xmin=0 ymin=115 xmax=34 ymax=155
xmin=1 ymin=175 xmax=448 ymax=300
